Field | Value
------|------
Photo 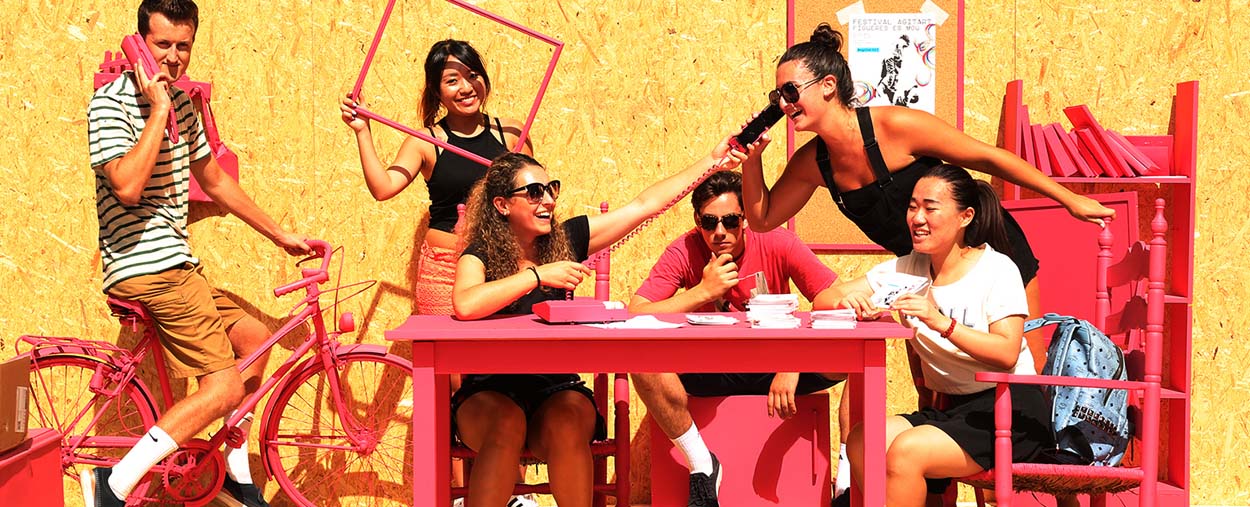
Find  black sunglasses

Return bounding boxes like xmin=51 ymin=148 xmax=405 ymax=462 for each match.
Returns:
xmin=508 ymin=180 xmax=561 ymax=203
xmin=768 ymin=76 xmax=823 ymax=106
xmin=698 ymin=213 xmax=744 ymax=231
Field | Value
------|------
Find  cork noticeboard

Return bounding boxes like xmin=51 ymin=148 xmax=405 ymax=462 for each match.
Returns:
xmin=787 ymin=0 xmax=965 ymax=251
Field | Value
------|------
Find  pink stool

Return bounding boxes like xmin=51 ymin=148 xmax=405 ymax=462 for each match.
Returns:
xmin=0 ymin=428 xmax=64 ymax=507
xmin=650 ymin=392 xmax=832 ymax=506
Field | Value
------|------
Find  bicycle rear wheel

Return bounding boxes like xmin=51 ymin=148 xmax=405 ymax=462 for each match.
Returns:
xmin=27 ymin=354 xmax=158 ymax=477
xmin=262 ymin=352 xmax=413 ymax=507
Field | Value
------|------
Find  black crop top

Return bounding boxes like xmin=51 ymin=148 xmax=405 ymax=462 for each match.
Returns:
xmin=460 ymin=215 xmax=591 ymax=316
xmin=425 ymin=116 xmax=509 ymax=233
xmin=815 ymin=108 xmax=1040 ymax=283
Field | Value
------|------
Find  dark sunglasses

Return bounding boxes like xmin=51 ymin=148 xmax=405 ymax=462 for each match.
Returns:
xmin=768 ymin=76 xmax=823 ymax=106
xmin=508 ymin=180 xmax=561 ymax=203
xmin=698 ymin=213 xmax=744 ymax=231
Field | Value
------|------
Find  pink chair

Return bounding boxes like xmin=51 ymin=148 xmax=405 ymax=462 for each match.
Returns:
xmin=452 ymin=202 xmax=631 ymax=507
xmin=649 ymin=392 xmax=832 ymax=507
xmin=956 ymin=199 xmax=1170 ymax=507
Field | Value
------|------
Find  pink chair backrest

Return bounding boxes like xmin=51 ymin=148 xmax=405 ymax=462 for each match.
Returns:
xmin=1003 ymin=192 xmax=1140 ymax=324
xmin=1095 ymin=198 xmax=1168 ymax=384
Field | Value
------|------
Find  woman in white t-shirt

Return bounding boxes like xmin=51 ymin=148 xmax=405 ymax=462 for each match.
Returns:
xmin=831 ymin=164 xmax=1052 ymax=506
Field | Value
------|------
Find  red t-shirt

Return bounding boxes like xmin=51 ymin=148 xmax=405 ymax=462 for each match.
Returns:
xmin=634 ymin=226 xmax=837 ymax=312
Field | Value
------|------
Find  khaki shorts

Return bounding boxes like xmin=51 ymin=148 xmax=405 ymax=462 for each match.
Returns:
xmin=107 ymin=264 xmax=246 ymax=378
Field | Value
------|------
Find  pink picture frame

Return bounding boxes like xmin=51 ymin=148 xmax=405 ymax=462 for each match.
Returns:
xmin=347 ymin=0 xmax=564 ymax=167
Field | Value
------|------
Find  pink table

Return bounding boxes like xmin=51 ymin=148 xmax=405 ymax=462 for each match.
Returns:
xmin=386 ymin=312 xmax=911 ymax=506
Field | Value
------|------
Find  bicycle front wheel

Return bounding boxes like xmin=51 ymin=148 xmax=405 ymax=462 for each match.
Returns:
xmin=262 ymin=352 xmax=413 ymax=507
xmin=27 ymin=354 xmax=159 ymax=477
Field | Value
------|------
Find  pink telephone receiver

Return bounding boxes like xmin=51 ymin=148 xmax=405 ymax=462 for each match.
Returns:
xmin=121 ymin=33 xmax=180 ymax=142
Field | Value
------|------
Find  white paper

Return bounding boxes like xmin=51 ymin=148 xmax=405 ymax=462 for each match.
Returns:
xmin=835 ymin=1 xmax=867 ymax=25
xmin=919 ymin=0 xmax=950 ymax=26
xmin=870 ymin=272 xmax=931 ymax=308
xmin=848 ymin=13 xmax=937 ymax=113
xmin=686 ymin=314 xmax=740 ymax=326
xmin=584 ymin=315 xmax=686 ymax=329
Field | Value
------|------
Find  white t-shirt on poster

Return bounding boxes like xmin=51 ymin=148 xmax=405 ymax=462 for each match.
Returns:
xmin=867 ymin=245 xmax=1034 ymax=395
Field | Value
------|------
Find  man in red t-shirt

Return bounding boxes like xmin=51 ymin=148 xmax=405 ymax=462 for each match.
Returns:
xmin=630 ymin=170 xmax=849 ymax=506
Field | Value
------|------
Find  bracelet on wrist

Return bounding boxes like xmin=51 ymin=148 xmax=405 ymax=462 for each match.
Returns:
xmin=527 ymin=266 xmax=541 ymax=289
xmin=940 ymin=316 xmax=958 ymax=339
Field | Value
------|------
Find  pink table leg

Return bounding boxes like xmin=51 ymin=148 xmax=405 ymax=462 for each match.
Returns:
xmin=412 ymin=343 xmax=450 ymax=506
xmin=860 ymin=340 xmax=887 ymax=507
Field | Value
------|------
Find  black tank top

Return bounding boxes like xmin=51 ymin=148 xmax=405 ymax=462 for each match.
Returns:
xmin=425 ymin=116 xmax=509 ymax=232
xmin=815 ymin=108 xmax=1040 ymax=283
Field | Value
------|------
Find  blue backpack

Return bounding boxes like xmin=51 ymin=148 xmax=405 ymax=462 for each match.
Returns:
xmin=1027 ymin=313 xmax=1131 ymax=466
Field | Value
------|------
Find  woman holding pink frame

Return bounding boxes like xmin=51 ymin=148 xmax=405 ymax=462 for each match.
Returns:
xmin=340 ymin=39 xmax=534 ymax=316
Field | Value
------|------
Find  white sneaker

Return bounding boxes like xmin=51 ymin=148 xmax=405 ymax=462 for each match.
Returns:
xmin=507 ymin=493 xmax=540 ymax=507
xmin=452 ymin=498 xmax=464 ymax=507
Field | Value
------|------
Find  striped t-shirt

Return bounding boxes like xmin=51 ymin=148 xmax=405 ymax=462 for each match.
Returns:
xmin=88 ymin=73 xmax=211 ymax=291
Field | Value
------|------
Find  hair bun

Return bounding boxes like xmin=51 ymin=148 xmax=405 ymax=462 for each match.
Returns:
xmin=810 ymin=23 xmax=844 ymax=52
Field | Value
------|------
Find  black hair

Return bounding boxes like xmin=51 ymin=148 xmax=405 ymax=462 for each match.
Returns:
xmin=421 ymin=39 xmax=491 ymax=127
xmin=691 ymin=170 xmax=742 ymax=216
xmin=138 ymin=0 xmax=199 ymax=36
xmin=779 ymin=23 xmax=854 ymax=107
xmin=920 ymin=164 xmax=1012 ymax=254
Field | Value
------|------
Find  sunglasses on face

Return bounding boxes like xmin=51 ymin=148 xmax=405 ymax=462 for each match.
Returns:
xmin=508 ymin=180 xmax=561 ymax=203
xmin=768 ymin=76 xmax=824 ymax=106
xmin=698 ymin=213 xmax=744 ymax=231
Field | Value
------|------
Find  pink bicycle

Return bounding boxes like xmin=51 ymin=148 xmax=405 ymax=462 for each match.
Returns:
xmin=16 ymin=240 xmax=414 ymax=506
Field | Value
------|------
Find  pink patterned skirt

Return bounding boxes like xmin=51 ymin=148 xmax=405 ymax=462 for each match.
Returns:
xmin=415 ymin=240 xmax=458 ymax=315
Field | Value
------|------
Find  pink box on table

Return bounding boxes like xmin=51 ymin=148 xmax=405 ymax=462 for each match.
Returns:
xmin=650 ymin=392 xmax=832 ymax=506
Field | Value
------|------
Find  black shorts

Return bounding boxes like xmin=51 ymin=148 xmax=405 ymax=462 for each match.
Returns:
xmin=901 ymin=384 xmax=1052 ymax=493
xmin=679 ymin=373 xmax=841 ymax=397
xmin=451 ymin=374 xmax=607 ymax=442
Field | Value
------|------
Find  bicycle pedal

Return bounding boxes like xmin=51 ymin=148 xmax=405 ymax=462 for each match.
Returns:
xmin=225 ymin=427 xmax=246 ymax=448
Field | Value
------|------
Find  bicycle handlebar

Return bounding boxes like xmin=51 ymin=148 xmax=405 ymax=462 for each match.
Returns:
xmin=274 ymin=239 xmax=333 ymax=297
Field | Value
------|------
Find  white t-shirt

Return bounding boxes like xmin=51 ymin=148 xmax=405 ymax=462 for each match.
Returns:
xmin=867 ymin=245 xmax=1034 ymax=394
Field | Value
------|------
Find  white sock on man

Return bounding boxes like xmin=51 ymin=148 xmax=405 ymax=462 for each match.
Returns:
xmin=834 ymin=443 xmax=850 ymax=497
xmin=225 ymin=411 xmax=255 ymax=484
xmin=672 ymin=422 xmax=714 ymax=475
xmin=109 ymin=425 xmax=179 ymax=499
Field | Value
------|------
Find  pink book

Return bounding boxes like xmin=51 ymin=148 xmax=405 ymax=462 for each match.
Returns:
xmin=1066 ymin=131 xmax=1101 ymax=176
xmin=1100 ymin=130 xmax=1144 ymax=176
xmin=1031 ymin=124 xmax=1053 ymax=176
xmin=1053 ymin=124 xmax=1094 ymax=177
xmin=1003 ymin=80 xmax=1023 ymax=155
xmin=1042 ymin=124 xmax=1078 ymax=177
xmin=1106 ymin=129 xmax=1163 ymax=175
xmin=1063 ymin=105 xmax=1132 ymax=177
xmin=1075 ymin=127 xmax=1120 ymax=177
xmin=1020 ymin=107 xmax=1035 ymax=167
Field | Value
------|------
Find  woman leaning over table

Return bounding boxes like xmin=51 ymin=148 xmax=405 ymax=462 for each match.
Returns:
xmin=738 ymin=23 xmax=1116 ymax=373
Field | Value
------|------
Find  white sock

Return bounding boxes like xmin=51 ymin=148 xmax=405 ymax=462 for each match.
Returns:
xmin=672 ymin=422 xmax=714 ymax=475
xmin=834 ymin=443 xmax=850 ymax=497
xmin=225 ymin=411 xmax=255 ymax=484
xmin=110 ymin=425 xmax=179 ymax=499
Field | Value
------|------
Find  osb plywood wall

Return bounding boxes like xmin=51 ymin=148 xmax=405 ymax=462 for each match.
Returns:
xmin=0 ymin=0 xmax=1246 ymax=505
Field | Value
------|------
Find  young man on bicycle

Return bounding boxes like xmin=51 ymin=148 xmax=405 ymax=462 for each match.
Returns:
xmin=83 ymin=1 xmax=307 ymax=506
xmin=628 ymin=170 xmax=851 ymax=507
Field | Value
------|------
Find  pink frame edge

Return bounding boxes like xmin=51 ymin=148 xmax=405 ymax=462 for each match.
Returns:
xmin=348 ymin=0 xmax=564 ymax=167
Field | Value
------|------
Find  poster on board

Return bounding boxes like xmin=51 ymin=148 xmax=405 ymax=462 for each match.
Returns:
xmin=848 ymin=13 xmax=936 ymax=113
